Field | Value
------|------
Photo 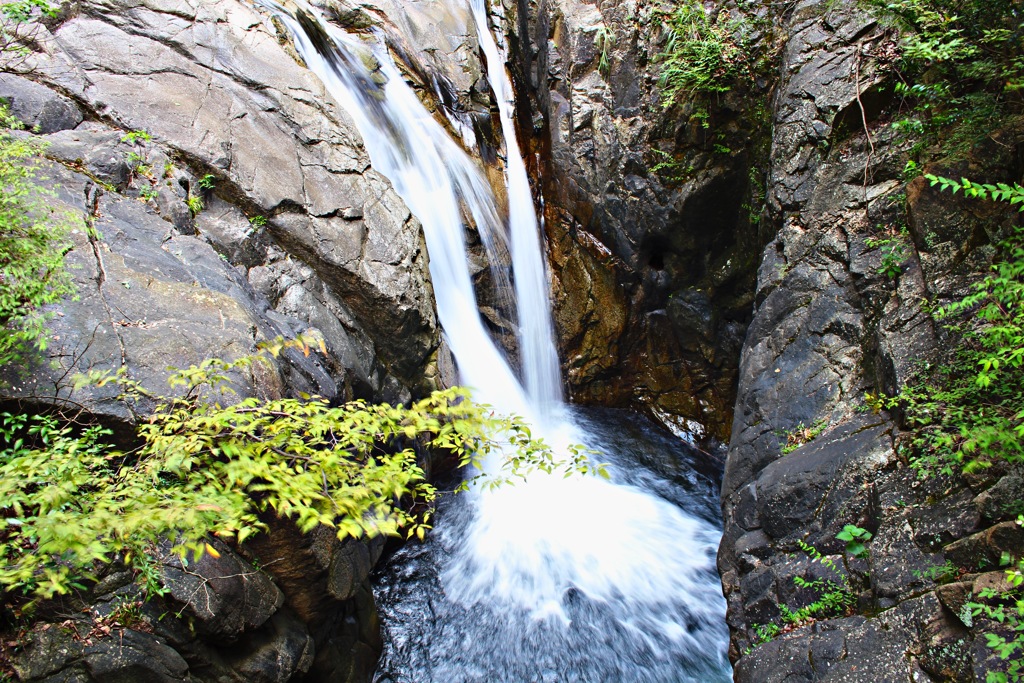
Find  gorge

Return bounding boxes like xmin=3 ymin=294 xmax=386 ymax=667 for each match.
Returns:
xmin=0 ymin=0 xmax=1022 ymax=682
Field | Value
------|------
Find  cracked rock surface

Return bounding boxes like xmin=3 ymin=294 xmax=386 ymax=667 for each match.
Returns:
xmin=718 ymin=2 xmax=1024 ymax=679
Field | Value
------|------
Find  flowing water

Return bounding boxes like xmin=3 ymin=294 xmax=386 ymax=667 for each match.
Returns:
xmin=260 ymin=2 xmax=730 ymax=680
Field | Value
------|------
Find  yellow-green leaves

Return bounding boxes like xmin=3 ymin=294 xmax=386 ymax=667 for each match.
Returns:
xmin=0 ymin=337 xmax=594 ymax=601
xmin=0 ymin=105 xmax=78 ymax=367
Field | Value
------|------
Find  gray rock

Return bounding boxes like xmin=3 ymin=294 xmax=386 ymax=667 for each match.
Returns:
xmin=0 ymin=73 xmax=83 ymax=133
xmin=221 ymin=610 xmax=315 ymax=683
xmin=13 ymin=624 xmax=191 ymax=683
xmin=755 ymin=416 xmax=892 ymax=541
xmin=39 ymin=123 xmax=133 ymax=190
xmin=82 ymin=630 xmax=191 ymax=683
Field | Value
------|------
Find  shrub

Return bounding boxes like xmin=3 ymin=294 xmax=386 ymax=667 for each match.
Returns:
xmin=0 ymin=338 xmax=596 ymax=602
xmin=656 ymin=2 xmax=758 ymax=106
xmin=861 ymin=0 xmax=1024 ymax=158
xmin=967 ymin=520 xmax=1024 ymax=683
xmin=878 ymin=177 xmax=1024 ymax=475
xmin=0 ymin=105 xmax=76 ymax=367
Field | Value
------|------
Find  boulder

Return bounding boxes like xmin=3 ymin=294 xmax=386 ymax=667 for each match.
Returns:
xmin=0 ymin=73 xmax=83 ymax=133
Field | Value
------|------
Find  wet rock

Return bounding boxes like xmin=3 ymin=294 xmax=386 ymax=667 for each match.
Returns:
xmin=513 ymin=0 xmax=766 ymax=439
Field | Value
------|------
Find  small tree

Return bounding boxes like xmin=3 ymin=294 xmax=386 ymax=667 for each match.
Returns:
xmin=0 ymin=104 xmax=77 ymax=367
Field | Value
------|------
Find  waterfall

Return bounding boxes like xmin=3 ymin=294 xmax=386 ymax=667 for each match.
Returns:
xmin=470 ymin=0 xmax=563 ymax=413
xmin=259 ymin=2 xmax=729 ymax=679
xmin=269 ymin=1 xmax=531 ymax=421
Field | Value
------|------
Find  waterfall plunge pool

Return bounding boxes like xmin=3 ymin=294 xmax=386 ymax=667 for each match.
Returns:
xmin=372 ymin=407 xmax=731 ymax=683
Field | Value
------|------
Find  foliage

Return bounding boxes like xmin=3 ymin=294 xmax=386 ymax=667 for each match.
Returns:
xmin=119 ymin=130 xmax=151 ymax=146
xmin=0 ymin=0 xmax=51 ymax=23
xmin=867 ymin=173 xmax=1024 ymax=671
xmin=966 ymin=517 xmax=1024 ymax=682
xmin=649 ymin=148 xmax=694 ymax=183
xmin=779 ymin=420 xmax=827 ymax=455
xmin=861 ymin=0 xmax=1024 ymax=159
xmin=137 ymin=183 xmax=157 ymax=202
xmin=121 ymin=130 xmax=154 ymax=188
xmin=924 ymin=174 xmax=1024 ymax=210
xmin=655 ymin=1 xmax=765 ymax=108
xmin=186 ymin=194 xmax=203 ymax=216
xmin=0 ymin=338 xmax=598 ymax=601
xmin=836 ymin=524 xmax=873 ymax=559
xmin=913 ymin=559 xmax=958 ymax=583
xmin=593 ymin=26 xmax=613 ymax=78
xmin=196 ymin=174 xmax=216 ymax=191
xmin=873 ymin=182 xmax=1024 ymax=475
xmin=0 ymin=105 xmax=76 ymax=367
xmin=249 ymin=215 xmax=268 ymax=228
xmin=746 ymin=531 xmax=864 ymax=651
xmin=865 ymin=229 xmax=909 ymax=278
xmin=1 ymin=0 xmax=56 ymax=72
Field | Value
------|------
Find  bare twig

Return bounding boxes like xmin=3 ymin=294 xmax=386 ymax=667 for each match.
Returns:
xmin=854 ymin=40 xmax=876 ymax=210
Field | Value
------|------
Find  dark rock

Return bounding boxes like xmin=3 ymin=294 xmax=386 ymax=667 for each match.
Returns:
xmin=13 ymin=624 xmax=191 ymax=683
xmin=82 ymin=629 xmax=190 ymax=683
xmin=869 ymin=515 xmax=939 ymax=602
xmin=973 ymin=473 xmax=1024 ymax=524
xmin=40 ymin=124 xmax=132 ymax=190
xmin=945 ymin=522 xmax=1024 ymax=571
xmin=515 ymin=0 xmax=767 ymax=439
xmin=734 ymin=529 xmax=774 ymax=572
xmin=220 ymin=609 xmax=315 ymax=683
xmin=936 ymin=581 xmax=974 ymax=626
xmin=909 ymin=489 xmax=981 ymax=552
xmin=159 ymin=539 xmax=283 ymax=644
xmin=755 ymin=416 xmax=892 ymax=541
xmin=0 ymin=73 xmax=83 ymax=133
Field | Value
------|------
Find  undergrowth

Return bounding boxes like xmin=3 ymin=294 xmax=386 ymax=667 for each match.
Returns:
xmin=854 ymin=2 xmax=1023 ymax=675
xmin=0 ymin=336 xmax=601 ymax=611
xmin=746 ymin=528 xmax=868 ymax=653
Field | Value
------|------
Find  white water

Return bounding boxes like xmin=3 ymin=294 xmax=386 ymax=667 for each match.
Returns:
xmin=470 ymin=0 xmax=563 ymax=413
xmin=260 ymin=1 xmax=728 ymax=677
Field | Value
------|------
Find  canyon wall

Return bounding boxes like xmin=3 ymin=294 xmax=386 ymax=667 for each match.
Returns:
xmin=510 ymin=0 xmax=1024 ymax=679
xmin=1 ymin=1 xmax=455 ymax=680
xmin=4 ymin=0 xmax=1023 ymax=680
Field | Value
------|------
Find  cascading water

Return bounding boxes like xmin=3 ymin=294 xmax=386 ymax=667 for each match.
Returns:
xmin=260 ymin=2 xmax=730 ymax=680
xmin=469 ymin=0 xmax=562 ymax=412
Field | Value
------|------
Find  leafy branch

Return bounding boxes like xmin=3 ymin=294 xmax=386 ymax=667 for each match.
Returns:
xmin=0 ymin=337 xmax=600 ymax=602
xmin=925 ymin=174 xmax=1024 ymax=210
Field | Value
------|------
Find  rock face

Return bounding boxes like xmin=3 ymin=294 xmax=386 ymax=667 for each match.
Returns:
xmin=9 ymin=0 xmax=439 ymax=415
xmin=0 ymin=1 xmax=464 ymax=681
xmin=713 ymin=1 xmax=1024 ymax=679
xmin=505 ymin=0 xmax=774 ymax=440
xmin=504 ymin=0 xmax=1024 ymax=678
xmin=5 ymin=0 xmax=1022 ymax=681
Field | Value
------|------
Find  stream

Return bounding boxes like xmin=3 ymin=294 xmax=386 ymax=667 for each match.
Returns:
xmin=373 ymin=406 xmax=730 ymax=683
xmin=259 ymin=2 xmax=731 ymax=680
